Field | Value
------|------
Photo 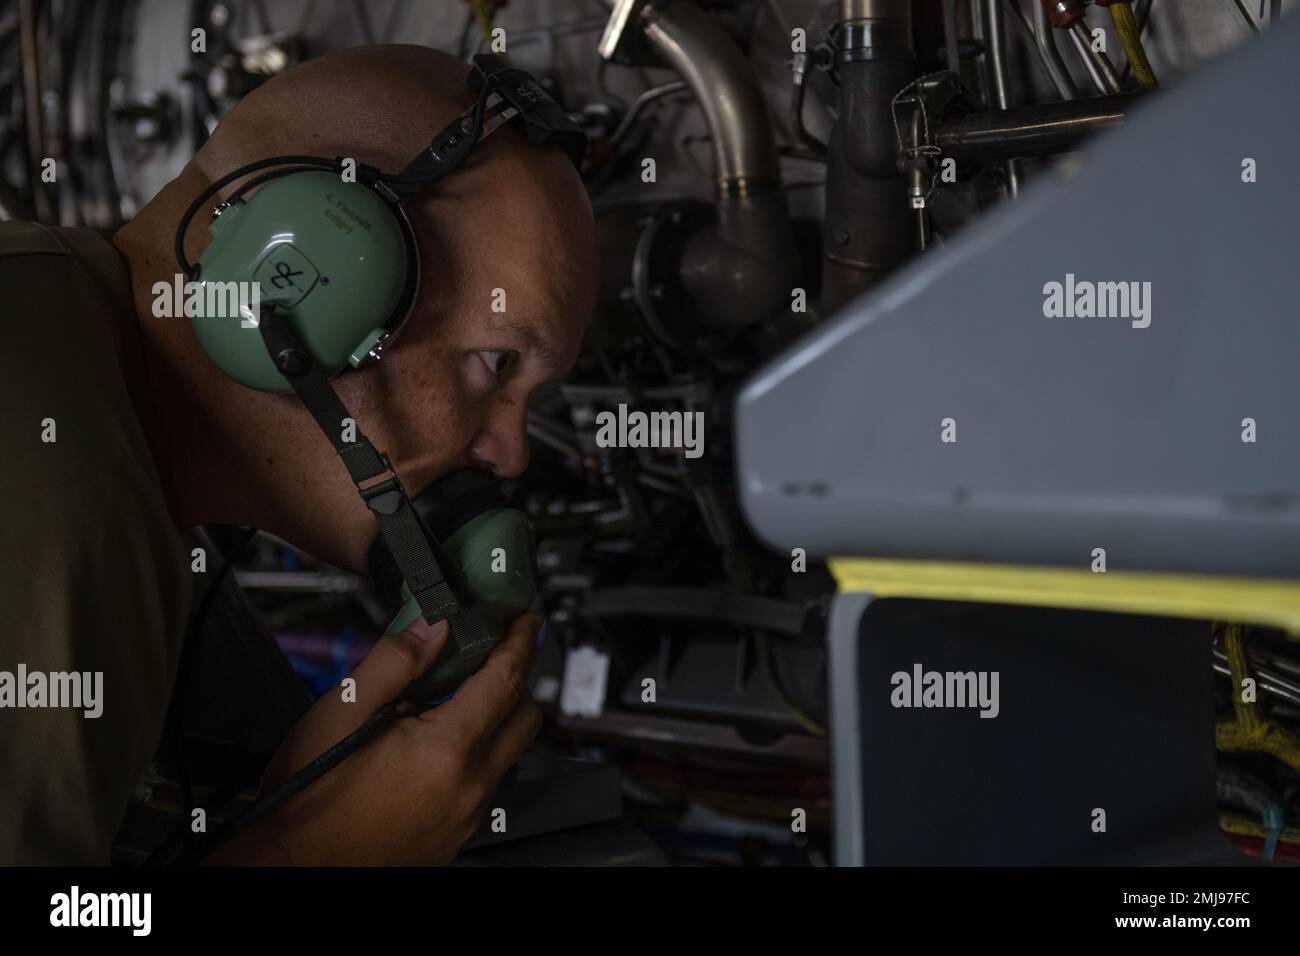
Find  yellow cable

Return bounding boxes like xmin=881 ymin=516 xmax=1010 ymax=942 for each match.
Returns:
xmin=1109 ymin=2 xmax=1159 ymax=89
xmin=1219 ymin=812 xmax=1300 ymax=846
xmin=1215 ymin=624 xmax=1300 ymax=771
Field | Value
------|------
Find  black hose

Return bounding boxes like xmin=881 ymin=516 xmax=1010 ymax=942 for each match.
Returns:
xmin=941 ymin=0 xmax=961 ymax=74
xmin=163 ymin=701 xmax=401 ymax=866
xmin=1216 ymin=761 xmax=1280 ymax=817
xmin=580 ymin=587 xmax=821 ymax=643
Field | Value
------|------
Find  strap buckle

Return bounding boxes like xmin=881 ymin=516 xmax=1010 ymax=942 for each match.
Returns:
xmin=357 ymin=454 xmax=405 ymax=516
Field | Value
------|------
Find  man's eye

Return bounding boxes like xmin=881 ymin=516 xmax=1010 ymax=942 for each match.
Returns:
xmin=479 ymin=350 xmax=513 ymax=378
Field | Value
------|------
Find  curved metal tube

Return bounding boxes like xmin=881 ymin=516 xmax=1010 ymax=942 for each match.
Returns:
xmin=1032 ymin=0 xmax=1079 ymax=99
xmin=642 ymin=2 xmax=782 ymax=193
xmin=609 ymin=80 xmax=689 ymax=148
xmin=639 ymin=0 xmax=796 ymax=326
xmin=1068 ymin=19 xmax=1123 ymax=94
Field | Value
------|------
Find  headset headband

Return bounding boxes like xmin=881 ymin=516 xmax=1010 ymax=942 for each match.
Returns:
xmin=175 ymin=54 xmax=585 ymax=278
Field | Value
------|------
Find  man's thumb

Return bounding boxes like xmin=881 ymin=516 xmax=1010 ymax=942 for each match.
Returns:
xmin=347 ymin=617 xmax=450 ymax=708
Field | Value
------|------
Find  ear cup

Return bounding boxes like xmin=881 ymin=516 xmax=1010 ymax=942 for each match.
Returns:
xmin=188 ymin=171 xmax=416 ymax=393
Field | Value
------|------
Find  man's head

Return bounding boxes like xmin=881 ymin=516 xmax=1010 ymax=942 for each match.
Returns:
xmin=114 ymin=45 xmax=596 ymax=574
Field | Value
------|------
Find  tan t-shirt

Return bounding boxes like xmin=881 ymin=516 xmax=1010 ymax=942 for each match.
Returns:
xmin=0 ymin=221 xmax=191 ymax=864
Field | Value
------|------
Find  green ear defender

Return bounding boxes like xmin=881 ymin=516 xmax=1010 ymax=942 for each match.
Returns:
xmin=379 ymin=507 xmax=538 ymax=704
xmin=367 ymin=467 xmax=540 ymax=705
xmin=189 ymin=171 xmax=417 ymax=393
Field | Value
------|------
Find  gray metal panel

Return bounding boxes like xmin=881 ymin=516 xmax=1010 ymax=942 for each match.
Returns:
xmin=828 ymin=592 xmax=873 ymax=866
xmin=736 ymin=15 xmax=1300 ymax=578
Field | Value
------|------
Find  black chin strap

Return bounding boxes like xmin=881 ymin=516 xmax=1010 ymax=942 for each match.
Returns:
xmin=256 ymin=306 xmax=492 ymax=661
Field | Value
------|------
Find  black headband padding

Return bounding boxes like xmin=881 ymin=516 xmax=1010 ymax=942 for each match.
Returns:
xmin=468 ymin=54 xmax=587 ymax=169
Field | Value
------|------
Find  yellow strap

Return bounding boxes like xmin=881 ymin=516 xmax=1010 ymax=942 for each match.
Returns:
xmin=828 ymin=558 xmax=1300 ymax=638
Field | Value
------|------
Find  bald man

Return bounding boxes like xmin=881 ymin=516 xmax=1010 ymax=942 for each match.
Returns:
xmin=0 ymin=45 xmax=596 ymax=864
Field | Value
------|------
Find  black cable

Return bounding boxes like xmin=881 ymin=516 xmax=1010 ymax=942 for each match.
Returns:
xmin=173 ymin=76 xmax=497 ymax=278
xmin=173 ymin=154 xmax=348 ymax=278
xmin=141 ymin=777 xmax=245 ymax=869
xmin=227 ymin=165 xmax=323 ymax=201
xmin=170 ymin=701 xmax=401 ymax=866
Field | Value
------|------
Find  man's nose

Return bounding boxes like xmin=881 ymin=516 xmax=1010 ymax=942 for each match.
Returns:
xmin=467 ymin=401 xmax=531 ymax=478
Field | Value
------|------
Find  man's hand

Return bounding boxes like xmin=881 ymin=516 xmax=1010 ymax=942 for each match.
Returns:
xmin=210 ymin=611 xmax=544 ymax=865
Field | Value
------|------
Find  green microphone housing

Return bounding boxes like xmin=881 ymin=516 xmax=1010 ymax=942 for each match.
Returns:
xmin=189 ymin=171 xmax=415 ymax=392
xmin=384 ymin=507 xmax=538 ymax=704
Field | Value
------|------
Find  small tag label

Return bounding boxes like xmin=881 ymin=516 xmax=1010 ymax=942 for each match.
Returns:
xmin=254 ymin=243 xmax=320 ymax=308
xmin=560 ymin=646 xmax=610 ymax=719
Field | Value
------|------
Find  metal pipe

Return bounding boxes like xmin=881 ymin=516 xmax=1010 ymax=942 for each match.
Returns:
xmin=18 ymin=0 xmax=53 ymax=221
xmin=643 ymin=2 xmax=781 ymax=192
xmin=1214 ymin=649 xmax=1300 ymax=709
xmin=1032 ymin=0 xmax=1078 ymax=98
xmin=984 ymin=0 xmax=1012 ymax=111
xmin=1066 ymin=22 xmax=1108 ymax=93
xmin=1230 ymin=0 xmax=1262 ymax=35
xmin=821 ymin=0 xmax=915 ymax=312
xmin=790 ymin=51 xmax=824 ymax=152
xmin=909 ymin=107 xmax=930 ymax=250
xmin=608 ymin=79 xmax=688 ymax=148
xmin=935 ymin=93 xmax=1131 ymax=161
xmin=639 ymin=0 xmax=796 ymax=326
xmin=982 ymin=0 xmax=1019 ymax=197
xmin=1068 ymin=19 xmax=1123 ymax=94
xmin=968 ymin=0 xmax=992 ymax=107
xmin=941 ymin=0 xmax=961 ymax=73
